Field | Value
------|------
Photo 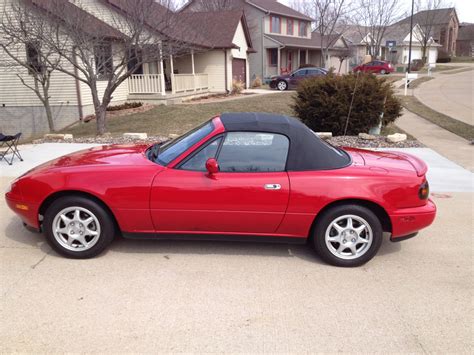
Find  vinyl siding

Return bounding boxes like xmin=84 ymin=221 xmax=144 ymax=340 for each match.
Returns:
xmin=194 ymin=50 xmax=227 ymax=93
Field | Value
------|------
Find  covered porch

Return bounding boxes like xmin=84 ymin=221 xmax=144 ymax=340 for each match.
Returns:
xmin=265 ymin=46 xmax=326 ymax=77
xmin=127 ymin=50 xmax=209 ymax=101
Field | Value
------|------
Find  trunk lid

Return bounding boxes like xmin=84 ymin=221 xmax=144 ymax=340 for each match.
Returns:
xmin=345 ymin=148 xmax=427 ymax=176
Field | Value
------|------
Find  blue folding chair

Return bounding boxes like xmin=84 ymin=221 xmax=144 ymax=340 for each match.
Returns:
xmin=0 ymin=133 xmax=23 ymax=165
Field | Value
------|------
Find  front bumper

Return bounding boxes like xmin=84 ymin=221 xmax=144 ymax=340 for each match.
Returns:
xmin=5 ymin=192 xmax=40 ymax=230
xmin=390 ymin=199 xmax=437 ymax=240
xmin=269 ymin=80 xmax=278 ymax=89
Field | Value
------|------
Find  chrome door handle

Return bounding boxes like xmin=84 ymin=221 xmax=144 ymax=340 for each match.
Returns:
xmin=264 ymin=184 xmax=281 ymax=190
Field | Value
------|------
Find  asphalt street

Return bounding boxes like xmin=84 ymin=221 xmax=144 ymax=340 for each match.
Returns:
xmin=1 ymin=144 xmax=473 ymax=352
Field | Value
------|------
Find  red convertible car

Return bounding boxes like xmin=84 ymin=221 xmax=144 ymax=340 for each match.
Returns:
xmin=5 ymin=113 xmax=436 ymax=266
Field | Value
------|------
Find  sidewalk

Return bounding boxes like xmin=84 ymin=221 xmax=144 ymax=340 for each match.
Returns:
xmin=414 ymin=69 xmax=474 ymax=126
xmin=395 ymin=109 xmax=474 ymax=172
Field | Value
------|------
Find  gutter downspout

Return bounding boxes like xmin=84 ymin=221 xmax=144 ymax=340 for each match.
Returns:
xmin=224 ymin=49 xmax=229 ymax=94
xmin=262 ymin=10 xmax=270 ymax=80
xmin=72 ymin=48 xmax=83 ymax=121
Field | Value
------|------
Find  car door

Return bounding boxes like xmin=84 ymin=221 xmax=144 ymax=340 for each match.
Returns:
xmin=149 ymin=132 xmax=290 ymax=235
xmin=288 ymin=69 xmax=307 ymax=89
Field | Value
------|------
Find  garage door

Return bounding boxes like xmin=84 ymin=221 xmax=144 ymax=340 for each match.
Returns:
xmin=232 ymin=58 xmax=246 ymax=85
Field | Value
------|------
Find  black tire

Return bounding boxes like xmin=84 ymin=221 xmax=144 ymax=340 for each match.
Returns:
xmin=312 ymin=204 xmax=383 ymax=267
xmin=277 ymin=80 xmax=288 ymax=91
xmin=43 ymin=196 xmax=116 ymax=259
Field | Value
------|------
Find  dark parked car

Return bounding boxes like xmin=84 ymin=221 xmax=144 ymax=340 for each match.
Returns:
xmin=270 ymin=67 xmax=328 ymax=91
xmin=353 ymin=60 xmax=394 ymax=74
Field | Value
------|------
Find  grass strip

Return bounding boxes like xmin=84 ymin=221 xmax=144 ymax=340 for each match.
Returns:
xmin=398 ymin=95 xmax=474 ymax=141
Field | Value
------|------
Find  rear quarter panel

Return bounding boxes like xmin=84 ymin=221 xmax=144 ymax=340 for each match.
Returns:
xmin=277 ymin=166 xmax=424 ymax=237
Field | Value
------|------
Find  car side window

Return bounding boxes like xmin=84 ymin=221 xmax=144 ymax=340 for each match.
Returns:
xmin=217 ymin=132 xmax=289 ymax=172
xmin=293 ymin=69 xmax=307 ymax=77
xmin=180 ymin=137 xmax=222 ymax=171
xmin=307 ymin=69 xmax=321 ymax=76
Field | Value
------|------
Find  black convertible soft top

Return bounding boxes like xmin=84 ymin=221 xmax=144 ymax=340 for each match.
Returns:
xmin=220 ymin=112 xmax=351 ymax=171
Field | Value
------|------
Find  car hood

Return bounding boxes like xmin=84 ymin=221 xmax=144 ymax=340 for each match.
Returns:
xmin=345 ymin=147 xmax=427 ymax=176
xmin=273 ymin=74 xmax=291 ymax=80
xmin=23 ymin=144 xmax=156 ymax=176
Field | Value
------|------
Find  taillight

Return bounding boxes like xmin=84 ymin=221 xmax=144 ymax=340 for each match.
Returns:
xmin=419 ymin=181 xmax=429 ymax=200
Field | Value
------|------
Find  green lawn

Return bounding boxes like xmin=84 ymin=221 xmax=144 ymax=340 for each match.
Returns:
xmin=63 ymin=92 xmax=295 ymax=138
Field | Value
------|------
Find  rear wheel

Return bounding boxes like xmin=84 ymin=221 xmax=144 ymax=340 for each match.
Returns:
xmin=277 ymin=80 xmax=288 ymax=91
xmin=312 ymin=205 xmax=383 ymax=267
xmin=43 ymin=196 xmax=115 ymax=259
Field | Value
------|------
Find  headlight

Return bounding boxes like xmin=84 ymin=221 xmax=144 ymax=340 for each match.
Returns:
xmin=5 ymin=178 xmax=19 ymax=194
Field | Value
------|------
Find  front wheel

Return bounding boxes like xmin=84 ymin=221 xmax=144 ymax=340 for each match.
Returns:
xmin=43 ymin=196 xmax=116 ymax=259
xmin=312 ymin=205 xmax=383 ymax=267
xmin=277 ymin=80 xmax=288 ymax=91
xmin=380 ymin=69 xmax=387 ymax=74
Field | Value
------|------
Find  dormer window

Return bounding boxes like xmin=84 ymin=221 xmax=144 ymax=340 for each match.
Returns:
xmin=299 ymin=21 xmax=308 ymax=37
xmin=270 ymin=16 xmax=281 ymax=34
xmin=287 ymin=19 xmax=294 ymax=35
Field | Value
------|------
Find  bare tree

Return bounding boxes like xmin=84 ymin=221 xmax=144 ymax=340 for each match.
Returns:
xmin=23 ymin=0 xmax=197 ymax=135
xmin=290 ymin=0 xmax=350 ymax=68
xmin=413 ymin=0 xmax=449 ymax=63
xmin=181 ymin=0 xmax=242 ymax=11
xmin=0 ymin=1 xmax=62 ymax=132
xmin=352 ymin=0 xmax=404 ymax=59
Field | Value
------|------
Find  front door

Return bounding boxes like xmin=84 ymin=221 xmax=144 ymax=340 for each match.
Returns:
xmin=150 ymin=132 xmax=290 ymax=235
xmin=232 ymin=58 xmax=246 ymax=85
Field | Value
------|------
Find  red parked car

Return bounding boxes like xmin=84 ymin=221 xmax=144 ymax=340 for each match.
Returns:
xmin=353 ymin=60 xmax=394 ymax=74
xmin=5 ymin=113 xmax=436 ymax=266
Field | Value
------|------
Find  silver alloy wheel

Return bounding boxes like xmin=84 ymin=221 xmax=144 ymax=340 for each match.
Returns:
xmin=380 ymin=69 xmax=386 ymax=74
xmin=325 ymin=214 xmax=373 ymax=260
xmin=52 ymin=206 xmax=101 ymax=252
xmin=277 ymin=81 xmax=287 ymax=91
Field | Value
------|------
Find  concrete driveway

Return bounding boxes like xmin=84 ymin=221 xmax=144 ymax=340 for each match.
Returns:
xmin=416 ymin=69 xmax=474 ymax=125
xmin=1 ymin=144 xmax=473 ymax=352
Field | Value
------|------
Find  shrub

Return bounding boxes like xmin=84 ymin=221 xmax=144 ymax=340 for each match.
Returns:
xmin=251 ymin=76 xmax=262 ymax=88
xmin=106 ymin=102 xmax=143 ymax=111
xmin=293 ymin=73 xmax=402 ymax=135
xmin=231 ymin=80 xmax=245 ymax=94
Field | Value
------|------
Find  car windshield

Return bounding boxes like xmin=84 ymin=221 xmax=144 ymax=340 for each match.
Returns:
xmin=153 ymin=120 xmax=214 ymax=165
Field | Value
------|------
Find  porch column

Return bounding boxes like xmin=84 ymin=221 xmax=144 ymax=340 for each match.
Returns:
xmin=305 ymin=49 xmax=309 ymax=64
xmin=159 ymin=45 xmax=166 ymax=96
xmin=297 ymin=49 xmax=300 ymax=69
xmin=277 ymin=47 xmax=281 ymax=75
xmin=170 ymin=54 xmax=175 ymax=94
xmin=191 ymin=49 xmax=196 ymax=92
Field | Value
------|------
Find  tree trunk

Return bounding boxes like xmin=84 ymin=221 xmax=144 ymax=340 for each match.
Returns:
xmin=43 ymin=96 xmax=55 ymax=132
xmin=41 ymin=83 xmax=55 ymax=132
xmin=95 ymin=104 xmax=108 ymax=135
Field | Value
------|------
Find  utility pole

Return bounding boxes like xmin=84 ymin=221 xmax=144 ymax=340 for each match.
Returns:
xmin=405 ymin=0 xmax=415 ymax=95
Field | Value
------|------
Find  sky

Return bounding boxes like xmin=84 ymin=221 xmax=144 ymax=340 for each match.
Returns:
xmin=279 ymin=0 xmax=474 ymax=23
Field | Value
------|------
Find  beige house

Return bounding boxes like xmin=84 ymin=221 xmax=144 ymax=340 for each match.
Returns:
xmin=0 ymin=0 xmax=254 ymax=138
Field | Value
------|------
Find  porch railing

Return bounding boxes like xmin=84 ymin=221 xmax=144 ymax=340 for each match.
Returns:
xmin=174 ymin=73 xmax=209 ymax=93
xmin=128 ymin=74 xmax=163 ymax=94
xmin=128 ymin=73 xmax=209 ymax=95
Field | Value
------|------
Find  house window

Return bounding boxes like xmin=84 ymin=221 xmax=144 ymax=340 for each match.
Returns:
xmin=268 ymin=48 xmax=278 ymax=66
xmin=127 ymin=48 xmax=143 ymax=74
xmin=26 ymin=42 xmax=43 ymax=74
xmin=270 ymin=16 xmax=281 ymax=33
xmin=299 ymin=21 xmax=307 ymax=37
xmin=94 ymin=43 xmax=113 ymax=80
xmin=287 ymin=19 xmax=294 ymax=35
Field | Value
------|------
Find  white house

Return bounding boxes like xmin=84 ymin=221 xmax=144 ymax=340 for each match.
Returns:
xmin=0 ymin=0 xmax=254 ymax=139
